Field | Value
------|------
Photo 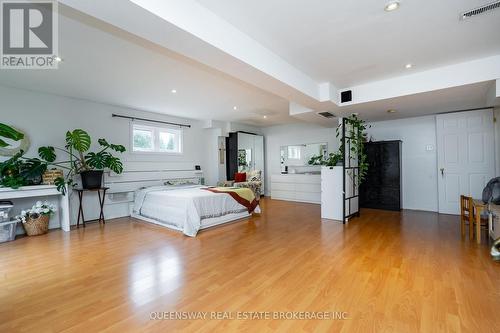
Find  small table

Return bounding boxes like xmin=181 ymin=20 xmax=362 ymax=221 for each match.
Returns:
xmin=74 ymin=187 xmax=109 ymax=228
xmin=472 ymin=199 xmax=500 ymax=244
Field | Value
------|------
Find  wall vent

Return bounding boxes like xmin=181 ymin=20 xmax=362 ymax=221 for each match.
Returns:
xmin=461 ymin=1 xmax=500 ymax=20
xmin=318 ymin=112 xmax=336 ymax=119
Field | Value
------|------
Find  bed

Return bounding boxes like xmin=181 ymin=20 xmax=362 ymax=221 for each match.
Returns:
xmin=132 ymin=185 xmax=260 ymax=237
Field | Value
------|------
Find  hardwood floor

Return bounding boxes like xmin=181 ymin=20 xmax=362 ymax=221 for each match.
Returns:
xmin=0 ymin=198 xmax=499 ymax=332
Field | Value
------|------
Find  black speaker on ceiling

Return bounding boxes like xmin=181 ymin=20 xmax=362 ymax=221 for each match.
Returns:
xmin=341 ymin=90 xmax=352 ymax=103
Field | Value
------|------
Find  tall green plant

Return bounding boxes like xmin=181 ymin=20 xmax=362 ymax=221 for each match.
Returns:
xmin=38 ymin=129 xmax=126 ymax=194
xmin=335 ymin=114 xmax=370 ymax=185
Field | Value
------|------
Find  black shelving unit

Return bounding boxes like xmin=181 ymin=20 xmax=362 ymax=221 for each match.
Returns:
xmin=359 ymin=140 xmax=402 ymax=211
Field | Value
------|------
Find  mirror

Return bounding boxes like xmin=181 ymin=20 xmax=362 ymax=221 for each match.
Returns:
xmin=280 ymin=143 xmax=327 ymax=173
xmin=238 ymin=149 xmax=252 ymax=172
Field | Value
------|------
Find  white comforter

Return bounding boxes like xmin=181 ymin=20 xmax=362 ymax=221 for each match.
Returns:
xmin=133 ymin=185 xmax=257 ymax=237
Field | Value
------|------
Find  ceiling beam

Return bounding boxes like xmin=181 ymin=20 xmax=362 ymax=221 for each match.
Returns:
xmin=58 ymin=0 xmax=500 ymax=121
xmin=343 ymin=55 xmax=500 ymax=106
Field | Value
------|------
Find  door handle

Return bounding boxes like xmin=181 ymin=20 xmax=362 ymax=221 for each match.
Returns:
xmin=440 ymin=168 xmax=445 ymax=176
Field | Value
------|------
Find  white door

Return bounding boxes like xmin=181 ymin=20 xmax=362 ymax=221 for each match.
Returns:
xmin=436 ymin=109 xmax=495 ymax=214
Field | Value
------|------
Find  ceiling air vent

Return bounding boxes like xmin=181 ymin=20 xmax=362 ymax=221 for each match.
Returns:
xmin=461 ymin=1 xmax=500 ymax=20
xmin=318 ymin=112 xmax=336 ymax=119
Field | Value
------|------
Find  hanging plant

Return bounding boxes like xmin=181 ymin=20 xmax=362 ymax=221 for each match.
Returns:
xmin=335 ymin=114 xmax=370 ymax=186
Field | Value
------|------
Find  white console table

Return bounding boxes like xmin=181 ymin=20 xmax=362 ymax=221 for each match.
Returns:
xmin=0 ymin=185 xmax=70 ymax=232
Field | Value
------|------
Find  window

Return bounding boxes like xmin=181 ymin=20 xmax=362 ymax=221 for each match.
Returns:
xmin=131 ymin=124 xmax=183 ymax=154
xmin=288 ymin=146 xmax=301 ymax=160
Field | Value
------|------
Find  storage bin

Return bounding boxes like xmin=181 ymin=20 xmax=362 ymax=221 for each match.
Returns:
xmin=0 ymin=220 xmax=17 ymax=243
xmin=0 ymin=201 xmax=14 ymax=223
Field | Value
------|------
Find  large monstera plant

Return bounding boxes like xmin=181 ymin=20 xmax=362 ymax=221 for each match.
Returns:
xmin=38 ymin=129 xmax=125 ymax=194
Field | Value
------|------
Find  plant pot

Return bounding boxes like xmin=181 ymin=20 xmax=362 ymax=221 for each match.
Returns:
xmin=23 ymin=214 xmax=49 ymax=236
xmin=80 ymin=170 xmax=103 ymax=189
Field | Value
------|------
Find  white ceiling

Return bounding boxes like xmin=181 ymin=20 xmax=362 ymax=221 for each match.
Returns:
xmin=295 ymin=80 xmax=493 ymax=125
xmin=1 ymin=1 xmax=499 ymax=127
xmin=0 ymin=6 xmax=293 ymax=127
xmin=197 ymin=0 xmax=500 ymax=87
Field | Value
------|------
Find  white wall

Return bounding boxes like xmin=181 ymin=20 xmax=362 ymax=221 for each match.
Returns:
xmin=261 ymin=123 xmax=340 ymax=195
xmin=366 ymin=116 xmax=439 ymax=212
xmin=262 ymin=118 xmax=440 ymax=212
xmin=0 ymin=85 xmax=232 ymax=226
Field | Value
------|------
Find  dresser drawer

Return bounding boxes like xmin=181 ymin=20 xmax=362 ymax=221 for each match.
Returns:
xmin=271 ymin=182 xmax=295 ymax=192
xmin=299 ymin=183 xmax=321 ymax=193
xmin=271 ymin=190 xmax=296 ymax=201
xmin=295 ymin=191 xmax=320 ymax=203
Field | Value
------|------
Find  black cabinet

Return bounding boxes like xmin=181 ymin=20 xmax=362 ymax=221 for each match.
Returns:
xmin=360 ymin=140 xmax=402 ymax=211
xmin=225 ymin=132 xmax=265 ymax=181
xmin=226 ymin=132 xmax=239 ymax=180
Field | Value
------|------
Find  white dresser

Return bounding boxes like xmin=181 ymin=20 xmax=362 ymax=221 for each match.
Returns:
xmin=270 ymin=174 xmax=321 ymax=204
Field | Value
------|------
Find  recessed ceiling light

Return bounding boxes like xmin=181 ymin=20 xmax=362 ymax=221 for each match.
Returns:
xmin=384 ymin=1 xmax=400 ymax=12
xmin=263 ymin=115 xmax=267 ymax=119
xmin=171 ymin=89 xmax=177 ymax=94
xmin=233 ymin=106 xmax=238 ymax=110
xmin=387 ymin=109 xmax=397 ymax=113
xmin=54 ymin=56 xmax=63 ymax=62
xmin=405 ymin=63 xmax=413 ymax=69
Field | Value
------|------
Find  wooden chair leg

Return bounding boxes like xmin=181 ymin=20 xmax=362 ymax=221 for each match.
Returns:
xmin=476 ymin=208 xmax=481 ymax=244
xmin=460 ymin=215 xmax=465 ymax=237
xmin=469 ymin=214 xmax=474 ymax=241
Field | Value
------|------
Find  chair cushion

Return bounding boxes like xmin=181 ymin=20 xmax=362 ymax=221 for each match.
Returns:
xmin=234 ymin=181 xmax=262 ymax=197
xmin=234 ymin=172 xmax=247 ymax=182
xmin=247 ymin=170 xmax=262 ymax=182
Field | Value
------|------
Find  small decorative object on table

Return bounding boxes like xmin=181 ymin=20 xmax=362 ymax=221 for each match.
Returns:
xmin=17 ymin=201 xmax=56 ymax=236
xmin=42 ymin=168 xmax=64 ymax=185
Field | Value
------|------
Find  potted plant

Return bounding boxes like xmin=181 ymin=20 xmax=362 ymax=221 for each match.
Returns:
xmin=308 ymin=152 xmax=343 ymax=167
xmin=38 ymin=129 xmax=125 ymax=193
xmin=307 ymin=154 xmax=324 ymax=166
xmin=17 ymin=201 xmax=56 ymax=236
xmin=1 ymin=123 xmax=48 ymax=188
xmin=323 ymin=151 xmax=343 ymax=167
xmin=0 ymin=152 xmax=47 ymax=188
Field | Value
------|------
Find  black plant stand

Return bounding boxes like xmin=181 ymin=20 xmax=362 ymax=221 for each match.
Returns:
xmin=74 ymin=187 xmax=109 ymax=228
